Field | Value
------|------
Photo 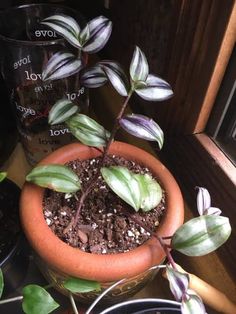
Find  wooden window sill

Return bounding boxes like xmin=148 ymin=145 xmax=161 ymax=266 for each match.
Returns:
xmin=160 ymin=132 xmax=236 ymax=304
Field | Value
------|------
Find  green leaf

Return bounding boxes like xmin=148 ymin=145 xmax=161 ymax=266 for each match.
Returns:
xmin=0 ymin=269 xmax=4 ymax=299
xmin=171 ymin=215 xmax=232 ymax=256
xmin=26 ymin=165 xmax=81 ymax=193
xmin=22 ymin=285 xmax=59 ymax=314
xmin=120 ymin=114 xmax=164 ymax=149
xmin=83 ymin=16 xmax=112 ymax=53
xmin=130 ymin=46 xmax=149 ymax=82
xmin=42 ymin=51 xmax=83 ymax=81
xmin=48 ymin=98 xmax=79 ymax=125
xmin=101 ymin=166 xmax=141 ymax=211
xmin=134 ymin=173 xmax=162 ymax=212
xmin=135 ymin=74 xmax=173 ymax=101
xmin=41 ymin=14 xmax=81 ymax=48
xmin=80 ymin=24 xmax=90 ymax=46
xmin=0 ymin=172 xmax=7 ymax=183
xmin=63 ymin=277 xmax=101 ymax=293
xmin=181 ymin=291 xmax=206 ymax=314
xmin=66 ymin=114 xmax=110 ymax=147
xmin=101 ymin=167 xmax=161 ymax=212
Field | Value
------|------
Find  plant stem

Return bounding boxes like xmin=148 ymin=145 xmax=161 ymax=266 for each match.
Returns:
xmin=123 ymin=208 xmax=177 ymax=270
xmin=0 ymin=296 xmax=23 ymax=305
xmin=69 ymin=293 xmax=79 ymax=314
xmin=158 ymin=235 xmax=177 ymax=270
xmin=44 ymin=283 xmax=54 ymax=290
xmin=72 ymin=90 xmax=133 ymax=227
xmin=100 ymin=90 xmax=133 ymax=163
xmin=77 ymin=48 xmax=82 ymax=59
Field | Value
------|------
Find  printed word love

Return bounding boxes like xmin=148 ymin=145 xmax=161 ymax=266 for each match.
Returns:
xmin=49 ymin=128 xmax=70 ymax=136
xmin=25 ymin=71 xmax=42 ymax=81
xmin=14 ymin=55 xmax=31 ymax=69
xmin=35 ymin=30 xmax=57 ymax=38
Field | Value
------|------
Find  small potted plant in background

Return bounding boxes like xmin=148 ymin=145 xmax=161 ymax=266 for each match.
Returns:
xmin=0 ymin=172 xmax=29 ymax=298
xmin=16 ymin=13 xmax=234 ymax=314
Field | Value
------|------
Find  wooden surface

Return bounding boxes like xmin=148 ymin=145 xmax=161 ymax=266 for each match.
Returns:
xmin=1 ymin=143 xmax=236 ymax=313
xmin=103 ymin=0 xmax=235 ymax=135
xmin=162 ymin=133 xmax=236 ymax=284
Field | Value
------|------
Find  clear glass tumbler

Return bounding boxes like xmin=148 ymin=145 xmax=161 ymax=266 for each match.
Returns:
xmin=0 ymin=3 xmax=88 ymax=165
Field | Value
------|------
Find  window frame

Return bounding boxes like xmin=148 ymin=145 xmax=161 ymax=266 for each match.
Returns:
xmin=160 ymin=1 xmax=236 ymax=279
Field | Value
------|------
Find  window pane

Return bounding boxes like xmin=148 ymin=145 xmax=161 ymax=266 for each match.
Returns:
xmin=207 ymin=45 xmax=236 ymax=165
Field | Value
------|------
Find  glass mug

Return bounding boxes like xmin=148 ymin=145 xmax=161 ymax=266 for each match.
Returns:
xmin=0 ymin=4 xmax=88 ymax=165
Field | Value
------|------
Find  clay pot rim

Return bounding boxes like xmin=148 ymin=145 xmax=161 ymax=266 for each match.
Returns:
xmin=20 ymin=141 xmax=184 ymax=281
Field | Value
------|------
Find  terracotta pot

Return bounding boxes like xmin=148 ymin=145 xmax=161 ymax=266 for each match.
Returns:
xmin=20 ymin=141 xmax=184 ymax=303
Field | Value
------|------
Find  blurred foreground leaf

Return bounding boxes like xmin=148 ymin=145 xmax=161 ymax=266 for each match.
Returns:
xmin=22 ymin=285 xmax=59 ymax=314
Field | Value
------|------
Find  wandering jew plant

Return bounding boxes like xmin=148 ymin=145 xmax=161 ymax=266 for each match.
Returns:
xmin=166 ymin=187 xmax=231 ymax=313
xmin=28 ymin=15 xmax=172 ymax=217
xmin=4 ymin=14 xmax=231 ymax=314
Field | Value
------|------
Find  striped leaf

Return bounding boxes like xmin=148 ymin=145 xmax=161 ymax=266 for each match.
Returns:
xmin=42 ymin=51 xmax=83 ymax=81
xmin=101 ymin=166 xmax=141 ymax=211
xmin=134 ymin=173 xmax=162 ymax=212
xmin=0 ymin=269 xmax=3 ymax=299
xmin=80 ymin=65 xmax=107 ymax=88
xmin=196 ymin=187 xmax=221 ymax=216
xmin=135 ymin=74 xmax=173 ymax=101
xmin=130 ymin=46 xmax=149 ymax=82
xmin=203 ymin=206 xmax=222 ymax=216
xmin=196 ymin=187 xmax=211 ymax=215
xmin=101 ymin=166 xmax=162 ymax=212
xmin=80 ymin=24 xmax=90 ymax=46
xmin=26 ymin=165 xmax=81 ymax=193
xmin=41 ymin=14 xmax=81 ymax=48
xmin=66 ymin=114 xmax=110 ymax=147
xmin=181 ymin=291 xmax=206 ymax=314
xmin=171 ymin=215 xmax=232 ymax=256
xmin=166 ymin=265 xmax=189 ymax=301
xmin=101 ymin=61 xmax=130 ymax=96
xmin=23 ymin=285 xmax=59 ymax=314
xmin=120 ymin=114 xmax=164 ymax=149
xmin=63 ymin=277 xmax=100 ymax=293
xmin=83 ymin=16 xmax=112 ymax=53
xmin=0 ymin=172 xmax=7 ymax=183
xmin=48 ymin=98 xmax=79 ymax=125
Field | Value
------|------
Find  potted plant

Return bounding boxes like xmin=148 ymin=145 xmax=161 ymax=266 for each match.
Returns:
xmin=19 ymin=13 xmax=184 ymax=304
xmin=18 ymin=13 xmax=233 ymax=314
xmin=0 ymin=172 xmax=29 ymax=297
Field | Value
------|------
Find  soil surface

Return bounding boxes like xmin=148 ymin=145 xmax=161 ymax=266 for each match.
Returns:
xmin=0 ymin=180 xmax=20 ymax=260
xmin=43 ymin=155 xmax=166 ymax=254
